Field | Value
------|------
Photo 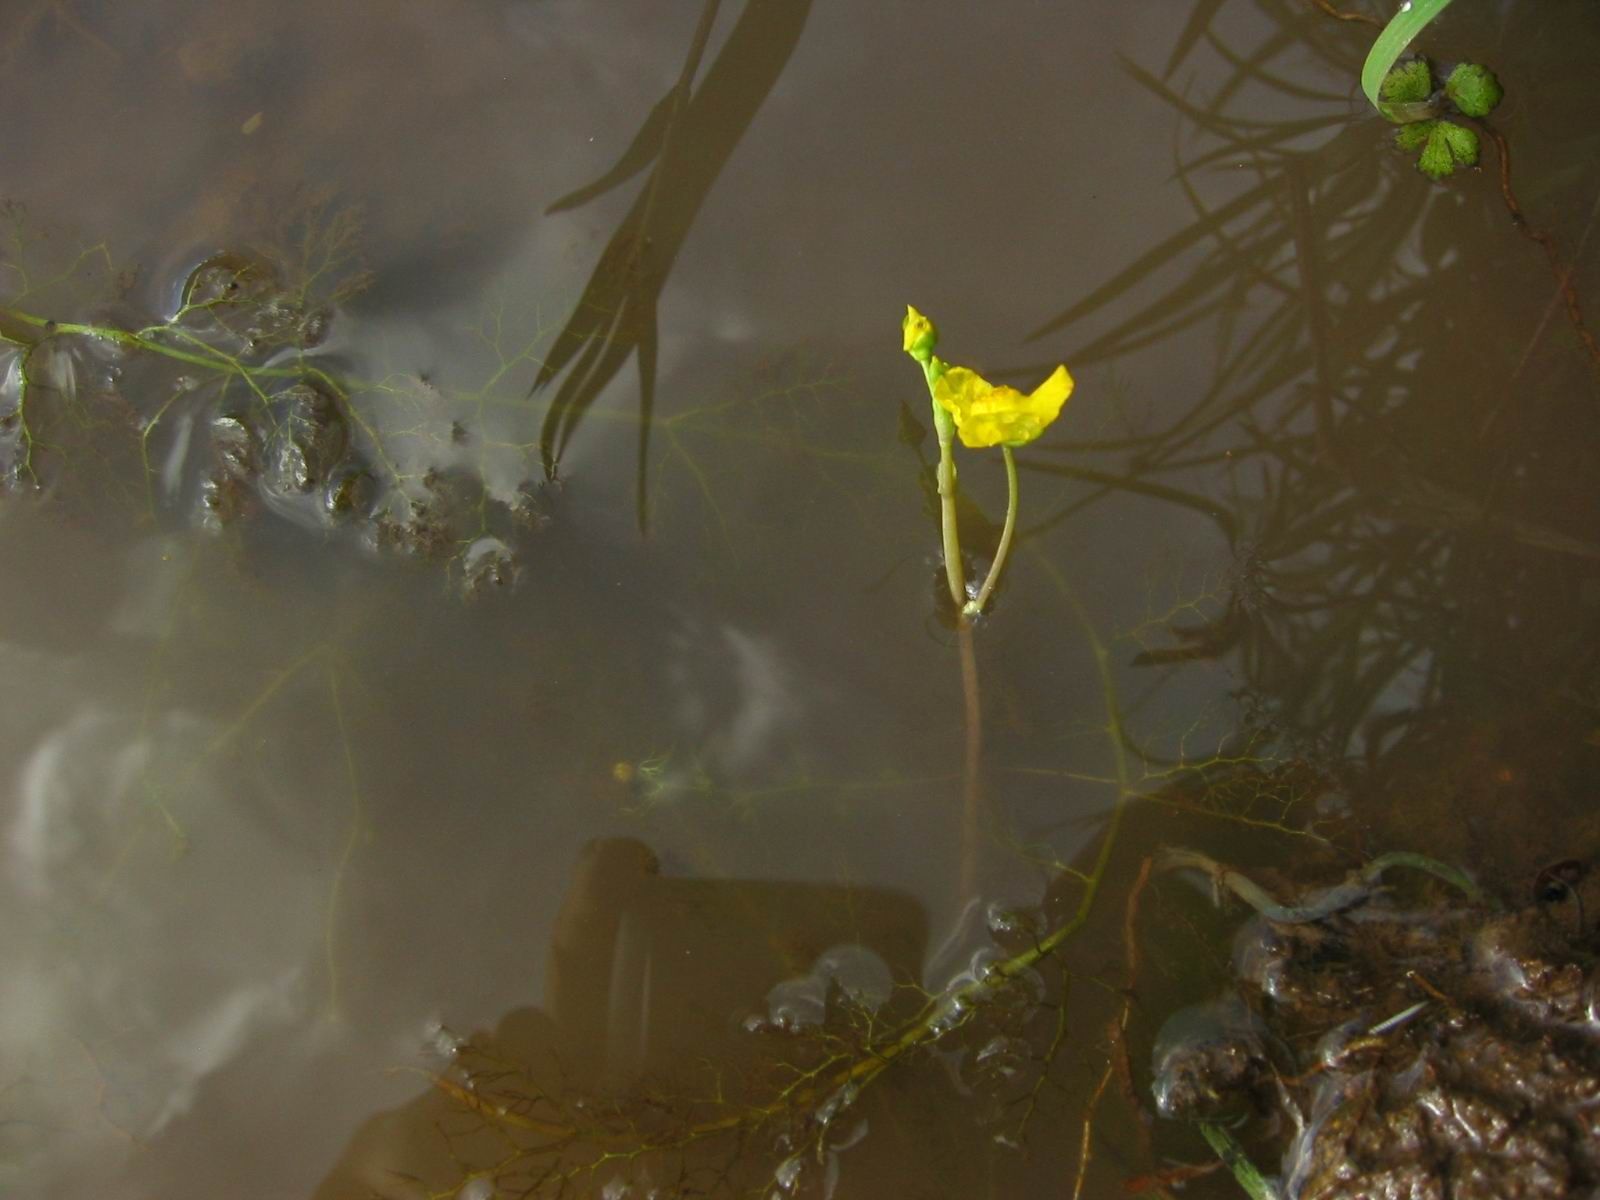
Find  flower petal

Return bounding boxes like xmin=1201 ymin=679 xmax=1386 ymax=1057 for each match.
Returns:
xmin=1020 ymin=365 xmax=1074 ymax=437
xmin=933 ymin=363 xmax=1074 ymax=448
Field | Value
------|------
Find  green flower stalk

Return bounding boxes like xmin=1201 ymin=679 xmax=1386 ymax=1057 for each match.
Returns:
xmin=902 ymin=306 xmax=1073 ymax=618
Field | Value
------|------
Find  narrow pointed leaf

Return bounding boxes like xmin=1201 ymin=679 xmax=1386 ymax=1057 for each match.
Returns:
xmin=546 ymin=89 xmax=680 ymax=215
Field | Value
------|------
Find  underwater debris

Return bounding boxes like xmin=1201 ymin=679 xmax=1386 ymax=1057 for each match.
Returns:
xmin=1152 ymin=995 xmax=1275 ymax=1122
xmin=1150 ymin=849 xmax=1600 ymax=1199
xmin=265 ymin=379 xmax=349 ymax=498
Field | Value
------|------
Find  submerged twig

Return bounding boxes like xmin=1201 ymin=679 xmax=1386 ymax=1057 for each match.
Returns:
xmin=1070 ymin=853 xmax=1155 ymax=1200
xmin=1480 ymin=122 xmax=1600 ymax=376
xmin=1155 ymin=846 xmax=1483 ymax=922
xmin=1306 ymin=0 xmax=1380 ymax=28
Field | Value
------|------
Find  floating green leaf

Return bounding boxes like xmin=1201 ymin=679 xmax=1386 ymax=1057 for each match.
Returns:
xmin=1416 ymin=119 xmax=1478 ymax=179
xmin=1380 ymin=57 xmax=1432 ymax=105
xmin=1393 ymin=119 xmax=1434 ymax=151
xmin=1445 ymin=61 xmax=1504 ymax=117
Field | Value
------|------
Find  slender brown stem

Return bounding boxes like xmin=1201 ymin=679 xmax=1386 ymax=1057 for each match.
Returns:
xmin=957 ymin=620 xmax=982 ymax=900
xmin=1306 ymin=0 xmax=1381 ymax=26
xmin=1480 ymin=121 xmax=1600 ymax=376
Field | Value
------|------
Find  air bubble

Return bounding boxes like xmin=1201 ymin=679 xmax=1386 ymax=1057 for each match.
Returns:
xmin=962 ymin=1034 xmax=1040 ymax=1124
xmin=974 ymin=1034 xmax=1028 ymax=1082
xmin=461 ymin=536 xmax=517 ymax=595
xmin=773 ymin=1154 xmax=804 ymax=1195
xmin=600 ymin=1169 xmax=660 ymax=1199
xmin=926 ymin=993 xmax=972 ymax=1039
xmin=422 ymin=1018 xmax=465 ymax=1061
xmin=985 ymin=901 xmax=1038 ymax=944
xmin=764 ymin=981 xmax=827 ymax=1032
xmin=762 ymin=944 xmax=895 ymax=1032
xmin=815 ymin=1080 xmax=858 ymax=1128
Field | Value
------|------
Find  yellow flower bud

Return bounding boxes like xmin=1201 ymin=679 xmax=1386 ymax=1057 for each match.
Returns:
xmin=902 ymin=305 xmax=938 ymax=362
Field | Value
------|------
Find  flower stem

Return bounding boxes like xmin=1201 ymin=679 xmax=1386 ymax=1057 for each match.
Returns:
xmin=924 ymin=360 xmax=966 ymax=610
xmin=964 ymin=444 xmax=1018 ymax=618
xmin=935 ymin=433 xmax=966 ymax=610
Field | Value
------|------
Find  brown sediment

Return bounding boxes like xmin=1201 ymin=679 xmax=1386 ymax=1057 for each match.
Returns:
xmin=1149 ymin=856 xmax=1600 ymax=1198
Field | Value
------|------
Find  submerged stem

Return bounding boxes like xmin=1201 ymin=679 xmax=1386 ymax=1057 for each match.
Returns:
xmin=1156 ymin=846 xmax=1486 ymax=923
xmin=957 ymin=620 xmax=982 ymax=900
xmin=964 ymin=444 xmax=1018 ymax=618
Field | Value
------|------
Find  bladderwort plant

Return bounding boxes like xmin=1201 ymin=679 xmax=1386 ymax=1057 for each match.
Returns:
xmin=901 ymin=306 xmax=1073 ymax=619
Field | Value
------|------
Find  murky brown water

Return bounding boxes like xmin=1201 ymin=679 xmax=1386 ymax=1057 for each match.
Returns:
xmin=3 ymin=1 xmax=1599 ymax=1196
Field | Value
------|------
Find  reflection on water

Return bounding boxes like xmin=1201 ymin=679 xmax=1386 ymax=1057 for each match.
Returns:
xmin=3 ymin=0 xmax=1600 ymax=1196
xmin=316 ymin=838 xmax=928 ymax=1198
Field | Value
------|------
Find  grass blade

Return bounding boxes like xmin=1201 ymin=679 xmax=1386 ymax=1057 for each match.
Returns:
xmin=1360 ymin=0 xmax=1455 ymax=113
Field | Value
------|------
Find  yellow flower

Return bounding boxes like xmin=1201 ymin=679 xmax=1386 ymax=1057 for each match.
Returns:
xmin=902 ymin=305 xmax=938 ymax=361
xmin=932 ymin=363 xmax=1074 ymax=448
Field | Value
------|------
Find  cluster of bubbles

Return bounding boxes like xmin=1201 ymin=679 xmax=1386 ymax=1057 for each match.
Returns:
xmin=750 ymin=944 xmax=895 ymax=1036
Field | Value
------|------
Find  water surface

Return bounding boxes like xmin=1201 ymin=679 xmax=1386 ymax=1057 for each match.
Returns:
xmin=3 ymin=1 xmax=1599 ymax=1196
